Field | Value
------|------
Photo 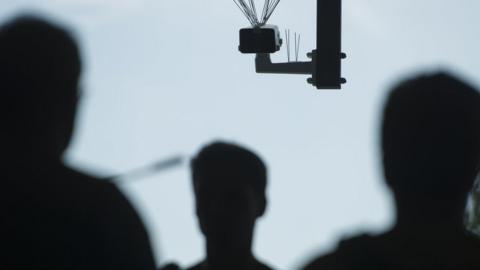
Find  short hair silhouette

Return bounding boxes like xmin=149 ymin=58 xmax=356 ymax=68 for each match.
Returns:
xmin=0 ymin=16 xmax=157 ymax=270
xmin=189 ymin=141 xmax=273 ymax=270
xmin=0 ymin=15 xmax=81 ymax=159
xmin=382 ymin=72 xmax=480 ymax=202
xmin=192 ymin=142 xmax=267 ymax=199
xmin=301 ymin=72 xmax=480 ymax=270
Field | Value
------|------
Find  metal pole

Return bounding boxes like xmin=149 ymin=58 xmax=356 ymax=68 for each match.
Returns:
xmin=315 ymin=0 xmax=343 ymax=89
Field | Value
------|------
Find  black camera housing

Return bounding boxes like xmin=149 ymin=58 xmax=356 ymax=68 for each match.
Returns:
xmin=239 ymin=26 xmax=282 ymax=54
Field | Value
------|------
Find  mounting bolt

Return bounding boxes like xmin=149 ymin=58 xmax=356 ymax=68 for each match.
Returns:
xmin=307 ymin=77 xmax=314 ymax=84
xmin=340 ymin=78 xmax=347 ymax=84
xmin=341 ymin=53 xmax=347 ymax=59
xmin=307 ymin=52 xmax=313 ymax=59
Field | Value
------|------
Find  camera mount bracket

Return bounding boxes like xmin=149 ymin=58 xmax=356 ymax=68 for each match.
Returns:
xmin=238 ymin=0 xmax=346 ymax=89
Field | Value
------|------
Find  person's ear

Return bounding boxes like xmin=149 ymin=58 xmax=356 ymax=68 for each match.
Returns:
xmin=195 ymin=200 xmax=207 ymax=236
xmin=383 ymin=153 xmax=394 ymax=188
xmin=75 ymin=85 xmax=82 ymax=105
xmin=256 ymin=196 xmax=267 ymax=218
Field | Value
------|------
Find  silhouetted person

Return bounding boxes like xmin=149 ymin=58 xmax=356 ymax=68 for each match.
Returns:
xmin=302 ymin=72 xmax=480 ymax=270
xmin=188 ymin=142 xmax=274 ymax=270
xmin=0 ymin=16 xmax=157 ymax=269
xmin=160 ymin=263 xmax=182 ymax=270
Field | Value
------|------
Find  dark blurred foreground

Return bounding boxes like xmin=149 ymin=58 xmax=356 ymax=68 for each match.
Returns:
xmin=2 ymin=15 xmax=480 ymax=270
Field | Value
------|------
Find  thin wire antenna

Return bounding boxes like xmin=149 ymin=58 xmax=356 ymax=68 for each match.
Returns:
xmin=234 ymin=0 xmax=256 ymax=26
xmin=294 ymin=32 xmax=297 ymax=61
xmin=249 ymin=0 xmax=259 ymax=25
xmin=286 ymin=29 xmax=291 ymax=62
xmin=233 ymin=0 xmax=281 ymax=27
xmin=261 ymin=0 xmax=270 ymax=24
xmin=234 ymin=0 xmax=255 ymax=26
xmin=264 ymin=0 xmax=280 ymax=23
xmin=295 ymin=33 xmax=301 ymax=61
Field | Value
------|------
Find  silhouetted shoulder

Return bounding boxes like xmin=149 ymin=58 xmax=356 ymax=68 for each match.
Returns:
xmin=187 ymin=260 xmax=274 ymax=270
xmin=3 ymin=164 xmax=156 ymax=270
xmin=303 ymin=233 xmax=480 ymax=270
xmin=60 ymin=166 xmax=157 ymax=270
xmin=460 ymin=235 xmax=480 ymax=266
xmin=256 ymin=260 xmax=275 ymax=270
xmin=302 ymin=234 xmax=382 ymax=270
xmin=186 ymin=261 xmax=203 ymax=270
xmin=160 ymin=262 xmax=182 ymax=270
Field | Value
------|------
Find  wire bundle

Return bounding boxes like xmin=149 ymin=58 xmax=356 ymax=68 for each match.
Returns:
xmin=233 ymin=0 xmax=281 ymax=27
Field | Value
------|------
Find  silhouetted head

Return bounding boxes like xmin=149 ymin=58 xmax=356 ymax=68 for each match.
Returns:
xmin=0 ymin=16 xmax=81 ymax=162
xmin=191 ymin=141 xmax=267 ymax=255
xmin=382 ymin=72 xmax=480 ymax=209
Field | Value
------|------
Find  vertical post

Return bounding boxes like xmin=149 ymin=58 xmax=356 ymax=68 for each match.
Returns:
xmin=315 ymin=0 xmax=342 ymax=89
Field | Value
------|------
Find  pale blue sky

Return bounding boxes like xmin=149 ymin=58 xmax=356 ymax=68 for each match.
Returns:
xmin=2 ymin=0 xmax=480 ymax=269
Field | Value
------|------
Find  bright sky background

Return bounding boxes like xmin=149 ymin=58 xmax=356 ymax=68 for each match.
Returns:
xmin=2 ymin=0 xmax=480 ymax=269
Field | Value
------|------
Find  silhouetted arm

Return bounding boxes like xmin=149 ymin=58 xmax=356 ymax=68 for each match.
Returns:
xmin=97 ymin=183 xmax=157 ymax=270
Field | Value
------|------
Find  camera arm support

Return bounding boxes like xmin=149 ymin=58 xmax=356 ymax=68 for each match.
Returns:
xmin=256 ymin=50 xmax=346 ymax=86
xmin=254 ymin=0 xmax=345 ymax=89
xmin=255 ymin=53 xmax=314 ymax=75
xmin=255 ymin=53 xmax=313 ymax=75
